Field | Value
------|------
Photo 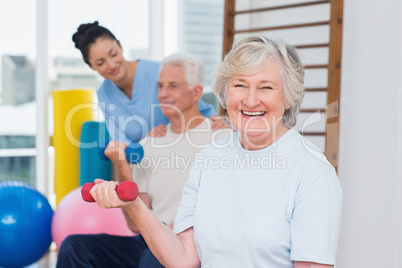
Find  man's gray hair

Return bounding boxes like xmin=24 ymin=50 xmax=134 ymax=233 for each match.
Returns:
xmin=161 ymin=52 xmax=205 ymax=89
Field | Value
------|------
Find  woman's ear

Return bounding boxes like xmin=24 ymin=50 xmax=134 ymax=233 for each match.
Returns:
xmin=117 ymin=40 xmax=123 ymax=52
xmin=284 ymin=96 xmax=291 ymax=110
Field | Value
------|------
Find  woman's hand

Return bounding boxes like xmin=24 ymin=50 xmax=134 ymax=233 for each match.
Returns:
xmin=90 ymin=179 xmax=135 ymax=211
xmin=210 ymin=115 xmax=229 ymax=131
xmin=148 ymin=124 xmax=167 ymax=137
xmin=91 ymin=179 xmax=200 ymax=268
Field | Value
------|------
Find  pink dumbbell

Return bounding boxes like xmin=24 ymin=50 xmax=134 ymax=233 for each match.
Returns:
xmin=81 ymin=181 xmax=139 ymax=202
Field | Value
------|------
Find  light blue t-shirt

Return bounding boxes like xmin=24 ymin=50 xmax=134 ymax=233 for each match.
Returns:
xmin=173 ymin=129 xmax=343 ymax=267
xmin=97 ymin=59 xmax=216 ymax=143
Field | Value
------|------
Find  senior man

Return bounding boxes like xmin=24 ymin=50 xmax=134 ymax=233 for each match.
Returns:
xmin=56 ymin=52 xmax=229 ymax=268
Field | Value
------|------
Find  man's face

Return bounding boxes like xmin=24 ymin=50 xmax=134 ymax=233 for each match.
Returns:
xmin=157 ymin=65 xmax=198 ymax=119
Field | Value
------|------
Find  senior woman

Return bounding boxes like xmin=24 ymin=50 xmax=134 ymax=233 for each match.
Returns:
xmin=89 ymin=35 xmax=343 ymax=267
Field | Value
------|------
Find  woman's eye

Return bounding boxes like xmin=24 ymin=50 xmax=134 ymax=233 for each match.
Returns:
xmin=111 ymin=53 xmax=118 ymax=57
xmin=234 ymin=84 xmax=245 ymax=88
xmin=261 ymin=86 xmax=273 ymax=90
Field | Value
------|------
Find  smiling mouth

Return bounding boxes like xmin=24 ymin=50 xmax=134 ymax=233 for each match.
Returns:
xmin=110 ymin=68 xmax=120 ymax=75
xmin=241 ymin=110 xmax=266 ymax=117
xmin=160 ymin=102 xmax=175 ymax=106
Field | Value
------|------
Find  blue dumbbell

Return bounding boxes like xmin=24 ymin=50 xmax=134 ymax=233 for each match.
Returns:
xmin=98 ymin=140 xmax=144 ymax=164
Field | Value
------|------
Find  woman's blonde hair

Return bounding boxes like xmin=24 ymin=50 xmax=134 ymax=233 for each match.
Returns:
xmin=212 ymin=34 xmax=304 ymax=127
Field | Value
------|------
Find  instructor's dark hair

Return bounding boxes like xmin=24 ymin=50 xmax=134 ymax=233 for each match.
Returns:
xmin=72 ymin=21 xmax=118 ymax=66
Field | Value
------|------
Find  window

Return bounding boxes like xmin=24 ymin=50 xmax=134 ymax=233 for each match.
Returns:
xmin=0 ymin=0 xmax=151 ymax=193
xmin=0 ymin=0 xmax=37 ymax=186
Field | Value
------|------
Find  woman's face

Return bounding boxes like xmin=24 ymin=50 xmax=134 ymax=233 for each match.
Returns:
xmin=87 ymin=37 xmax=127 ymax=82
xmin=225 ymin=60 xmax=290 ymax=149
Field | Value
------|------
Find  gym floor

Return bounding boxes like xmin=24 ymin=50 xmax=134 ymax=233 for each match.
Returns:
xmin=27 ymin=250 xmax=57 ymax=268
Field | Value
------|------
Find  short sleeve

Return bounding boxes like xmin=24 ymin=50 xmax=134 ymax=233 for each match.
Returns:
xmin=290 ymin=168 xmax=343 ymax=265
xmin=198 ymin=99 xmax=216 ymax=117
xmin=96 ymin=82 xmax=130 ymax=142
xmin=173 ymin=153 xmax=203 ymax=234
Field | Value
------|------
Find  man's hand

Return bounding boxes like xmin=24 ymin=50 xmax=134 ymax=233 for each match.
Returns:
xmin=104 ymin=140 xmax=128 ymax=162
xmin=104 ymin=141 xmax=132 ymax=181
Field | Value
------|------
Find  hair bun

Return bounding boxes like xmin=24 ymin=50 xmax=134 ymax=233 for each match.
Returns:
xmin=72 ymin=21 xmax=99 ymax=49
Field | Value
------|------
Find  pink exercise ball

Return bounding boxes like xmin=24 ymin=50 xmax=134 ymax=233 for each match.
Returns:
xmin=51 ymin=187 xmax=136 ymax=249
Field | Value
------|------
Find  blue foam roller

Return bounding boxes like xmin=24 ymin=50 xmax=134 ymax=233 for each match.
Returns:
xmin=79 ymin=121 xmax=111 ymax=186
xmin=98 ymin=139 xmax=110 ymax=161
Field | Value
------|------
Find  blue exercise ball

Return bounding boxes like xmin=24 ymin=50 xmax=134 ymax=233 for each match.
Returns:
xmin=0 ymin=181 xmax=53 ymax=268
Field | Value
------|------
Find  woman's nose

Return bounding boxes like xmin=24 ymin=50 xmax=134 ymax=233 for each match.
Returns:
xmin=243 ymin=88 xmax=260 ymax=108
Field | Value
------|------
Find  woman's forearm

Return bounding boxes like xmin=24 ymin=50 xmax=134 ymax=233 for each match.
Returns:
xmin=122 ymin=193 xmax=151 ymax=233
xmin=126 ymin=199 xmax=200 ymax=268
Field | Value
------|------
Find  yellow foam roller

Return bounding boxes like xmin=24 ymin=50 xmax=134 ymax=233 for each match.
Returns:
xmin=53 ymin=89 xmax=94 ymax=205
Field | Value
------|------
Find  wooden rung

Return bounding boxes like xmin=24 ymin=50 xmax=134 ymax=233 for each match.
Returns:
xmin=233 ymin=21 xmax=330 ymax=34
xmin=303 ymin=64 xmax=329 ymax=69
xmin=301 ymin=131 xmax=326 ymax=136
xmin=326 ymin=117 xmax=339 ymax=124
xmin=294 ymin=43 xmax=329 ymax=49
xmin=300 ymin=108 xmax=326 ymax=113
xmin=234 ymin=0 xmax=330 ymax=15
xmin=304 ymin=87 xmax=327 ymax=92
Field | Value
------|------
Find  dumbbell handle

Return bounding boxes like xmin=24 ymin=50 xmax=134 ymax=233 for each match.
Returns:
xmin=81 ymin=181 xmax=139 ymax=202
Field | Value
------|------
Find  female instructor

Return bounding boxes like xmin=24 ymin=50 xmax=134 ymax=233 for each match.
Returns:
xmin=72 ymin=21 xmax=221 ymax=144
